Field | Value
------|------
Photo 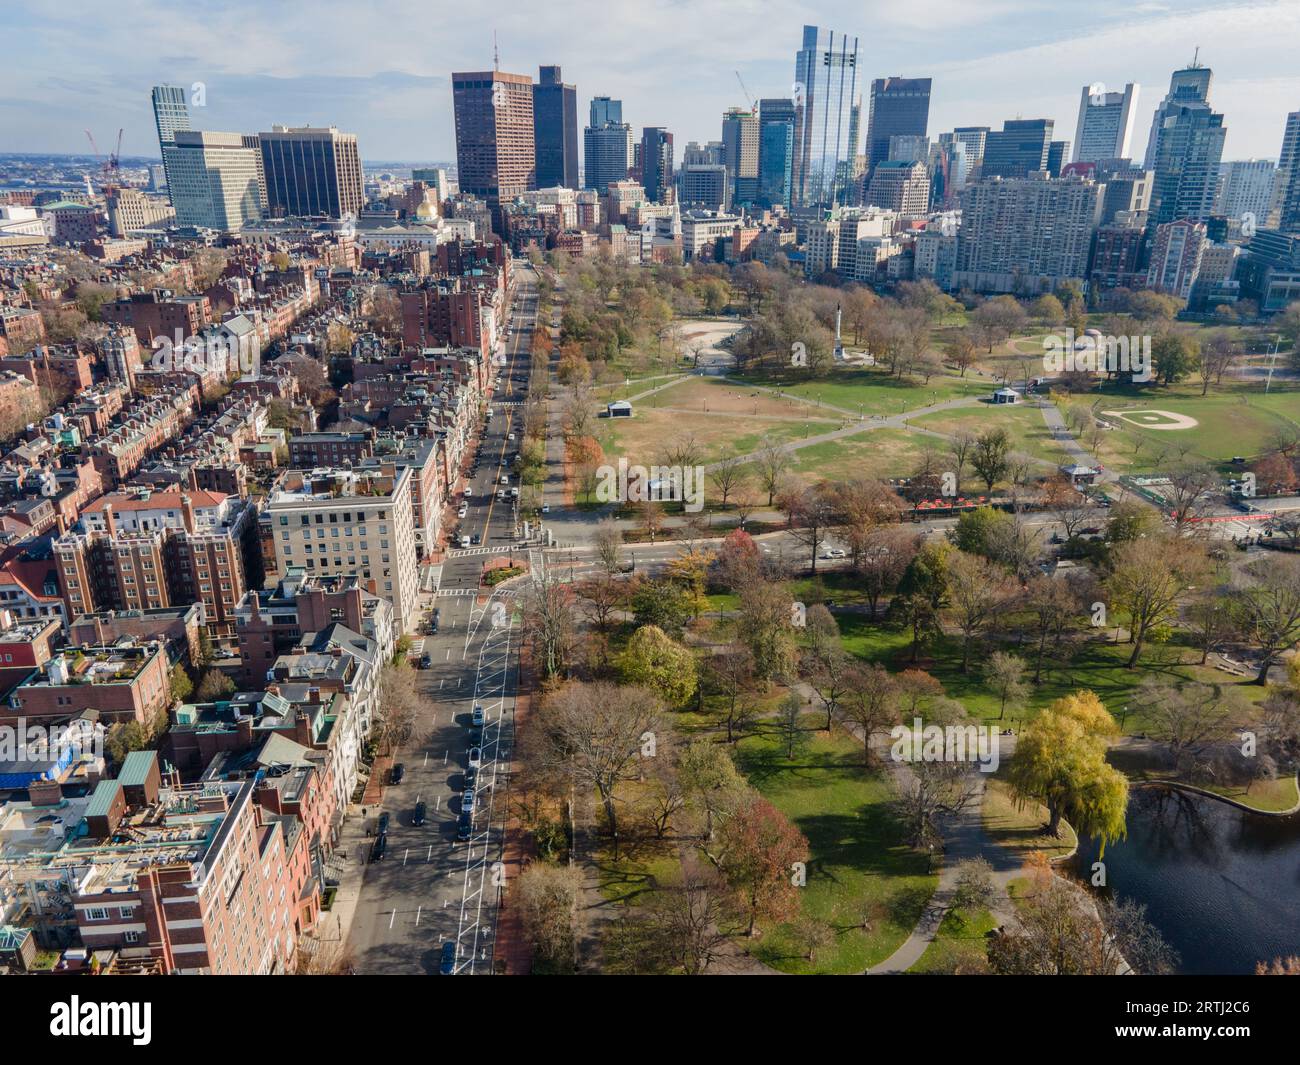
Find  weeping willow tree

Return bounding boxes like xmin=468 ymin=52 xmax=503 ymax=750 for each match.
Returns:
xmin=1007 ymin=691 xmax=1128 ymax=854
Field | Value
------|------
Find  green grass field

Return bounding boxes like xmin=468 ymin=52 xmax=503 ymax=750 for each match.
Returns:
xmin=911 ymin=402 xmax=1069 ymax=467
xmin=834 ymin=613 xmax=1269 ymax=734
xmin=735 ymin=715 xmax=937 ymax=974
xmin=1071 ymin=383 xmax=1300 ymax=473
xmin=730 ymin=366 xmax=988 ymax=417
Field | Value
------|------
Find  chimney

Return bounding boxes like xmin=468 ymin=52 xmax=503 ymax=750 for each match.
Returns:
xmin=180 ymin=494 xmax=195 ymax=534
xmin=102 ymin=503 xmax=115 ymax=537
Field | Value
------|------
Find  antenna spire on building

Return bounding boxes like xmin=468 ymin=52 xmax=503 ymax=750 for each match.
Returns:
xmin=493 ymin=31 xmax=500 ymax=72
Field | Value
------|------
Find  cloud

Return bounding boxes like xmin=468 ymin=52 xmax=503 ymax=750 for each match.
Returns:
xmin=3 ymin=0 xmax=1294 ymax=161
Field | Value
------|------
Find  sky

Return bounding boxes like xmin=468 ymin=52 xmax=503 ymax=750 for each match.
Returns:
xmin=3 ymin=0 xmax=1298 ymax=166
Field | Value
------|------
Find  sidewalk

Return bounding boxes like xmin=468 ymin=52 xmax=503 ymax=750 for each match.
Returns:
xmin=304 ymin=803 xmax=376 ymax=964
xmin=490 ymin=642 xmax=535 ymax=976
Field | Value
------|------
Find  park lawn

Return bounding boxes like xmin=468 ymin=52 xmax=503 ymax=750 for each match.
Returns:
xmin=735 ymin=716 xmax=937 ymax=974
xmin=785 ymin=428 xmax=937 ymax=483
xmin=981 ymin=778 xmax=1078 ymax=862
xmin=1077 ymin=383 xmax=1300 ymax=472
xmin=591 ymin=373 xmax=690 ymax=404
xmin=908 ymin=906 xmax=998 ymax=974
xmin=910 ymin=402 xmax=1069 ymax=467
xmin=833 ymin=613 xmax=1264 ymax=734
xmin=593 ymin=840 xmax=682 ymax=908
xmin=591 ymin=405 xmax=818 ymax=467
xmin=730 ymin=366 xmax=987 ymax=417
xmin=1200 ymin=774 xmax=1300 ymax=813
xmin=650 ymin=375 xmax=839 ymax=419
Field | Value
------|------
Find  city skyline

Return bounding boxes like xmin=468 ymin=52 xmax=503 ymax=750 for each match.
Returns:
xmin=5 ymin=1 xmax=1298 ymax=165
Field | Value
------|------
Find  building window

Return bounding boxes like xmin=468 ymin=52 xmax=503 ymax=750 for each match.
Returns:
xmin=86 ymin=907 xmax=109 ymax=921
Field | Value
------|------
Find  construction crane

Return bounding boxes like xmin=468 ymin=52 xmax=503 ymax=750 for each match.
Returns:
xmin=83 ymin=127 xmax=124 ymax=192
xmin=734 ymin=71 xmax=756 ymax=113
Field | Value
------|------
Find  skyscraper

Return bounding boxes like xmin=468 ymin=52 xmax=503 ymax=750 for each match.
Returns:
xmin=792 ymin=25 xmax=861 ymax=208
xmin=1147 ymin=73 xmax=1226 ymax=226
xmin=640 ymin=127 xmax=674 ymax=203
xmin=950 ymin=127 xmax=990 ymax=177
xmin=955 ymin=173 xmax=1103 ymax=294
xmin=584 ymin=98 xmax=633 ymax=194
xmin=757 ymin=98 xmax=797 ymax=208
xmin=257 ymin=126 xmax=363 ymax=219
xmin=1143 ymin=63 xmax=1213 ymax=170
xmin=590 ymin=97 xmax=623 ymax=128
xmin=982 ymin=119 xmax=1054 ymax=179
xmin=721 ymin=107 xmax=759 ymax=205
xmin=452 ymin=70 xmax=537 ymax=234
xmin=1072 ymin=83 xmax=1139 ymax=165
xmin=150 ymin=85 xmax=192 ymax=197
xmin=163 ymin=131 xmax=263 ymax=230
xmin=863 ymin=77 xmax=931 ymax=185
xmin=1046 ymin=141 xmax=1070 ymax=177
xmin=1217 ymin=160 xmax=1278 ymax=224
xmin=533 ymin=65 xmax=579 ymax=189
xmin=1274 ymin=112 xmax=1300 ymax=233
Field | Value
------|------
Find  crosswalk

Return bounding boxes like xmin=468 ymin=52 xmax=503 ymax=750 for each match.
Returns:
xmin=446 ymin=546 xmax=527 ymax=558
xmin=436 ymin=586 xmax=519 ymax=599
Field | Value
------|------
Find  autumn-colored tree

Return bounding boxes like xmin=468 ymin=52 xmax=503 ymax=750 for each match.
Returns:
xmin=945 ymin=550 xmax=1012 ymax=673
xmin=619 ymin=625 xmax=698 ymax=706
xmin=711 ymin=794 xmax=809 ymax=936
xmin=1007 ymin=691 xmax=1127 ymax=846
xmin=1107 ymin=536 xmax=1206 ymax=667
xmin=714 ymin=528 xmax=762 ymax=592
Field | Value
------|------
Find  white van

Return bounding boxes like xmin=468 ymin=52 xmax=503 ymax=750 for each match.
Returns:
xmin=459 ymin=533 xmax=471 ymax=548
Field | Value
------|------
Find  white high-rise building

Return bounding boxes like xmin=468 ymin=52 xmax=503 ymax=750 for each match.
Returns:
xmin=1072 ymin=83 xmax=1139 ymax=165
xmin=163 ymin=131 xmax=263 ymax=230
xmin=1217 ymin=159 xmax=1278 ymax=225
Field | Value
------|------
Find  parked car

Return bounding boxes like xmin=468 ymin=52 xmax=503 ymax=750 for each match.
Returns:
xmin=440 ymin=940 xmax=458 ymax=974
xmin=468 ymin=746 xmax=482 ymax=768
xmin=370 ymin=833 xmax=387 ymax=863
xmin=389 ymin=763 xmax=405 ymax=785
xmin=456 ymin=812 xmax=473 ymax=841
xmin=462 ymin=789 xmax=476 ymax=814
xmin=412 ymin=800 xmax=427 ymax=826
xmin=472 ymin=705 xmax=485 ymax=726
xmin=419 ymin=653 xmax=432 ymax=669
xmin=377 ymin=812 xmax=390 ymax=834
xmin=464 ymin=765 xmax=477 ymax=790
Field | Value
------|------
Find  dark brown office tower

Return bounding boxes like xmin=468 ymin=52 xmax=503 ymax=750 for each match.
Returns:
xmin=452 ymin=70 xmax=536 ymax=235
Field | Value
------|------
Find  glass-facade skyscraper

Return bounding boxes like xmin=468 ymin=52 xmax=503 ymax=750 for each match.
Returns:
xmin=758 ymin=98 xmax=796 ymax=208
xmin=534 ymin=65 xmax=579 ymax=189
xmin=864 ymin=77 xmax=931 ymax=187
xmin=792 ymin=24 xmax=861 ymax=208
xmin=150 ymin=85 xmax=192 ymax=197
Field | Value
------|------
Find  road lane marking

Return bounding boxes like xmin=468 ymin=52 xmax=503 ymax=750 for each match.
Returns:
xmin=416 ymin=905 xmax=422 ymax=927
xmin=389 ymin=909 xmax=397 ymax=930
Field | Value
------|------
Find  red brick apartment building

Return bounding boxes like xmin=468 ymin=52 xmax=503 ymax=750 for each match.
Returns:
xmin=100 ymin=292 xmax=213 ymax=346
xmin=69 ymin=760 xmax=317 ymax=974
xmin=55 ymin=488 xmax=262 ymax=638
xmin=5 ymin=641 xmax=171 ymax=726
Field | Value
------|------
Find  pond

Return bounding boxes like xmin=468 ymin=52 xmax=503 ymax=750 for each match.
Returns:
xmin=1074 ymin=786 xmax=1300 ymax=974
